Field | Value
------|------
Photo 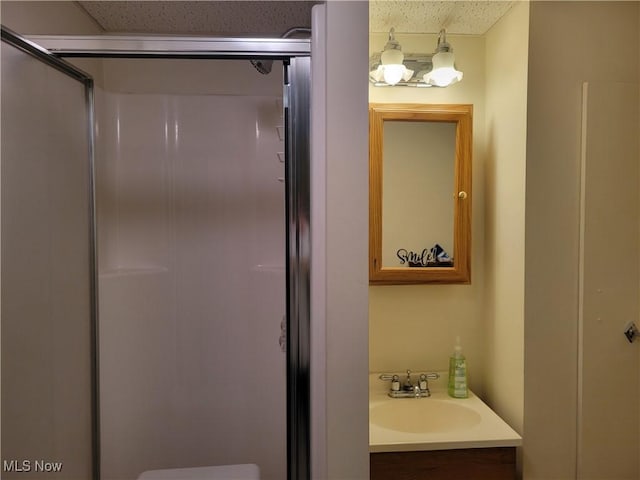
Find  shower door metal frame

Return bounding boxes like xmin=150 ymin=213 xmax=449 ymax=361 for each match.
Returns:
xmin=283 ymin=56 xmax=311 ymax=480
xmin=25 ymin=33 xmax=312 ymax=480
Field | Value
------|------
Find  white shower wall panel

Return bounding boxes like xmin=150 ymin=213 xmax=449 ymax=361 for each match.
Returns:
xmin=97 ymin=90 xmax=286 ymax=480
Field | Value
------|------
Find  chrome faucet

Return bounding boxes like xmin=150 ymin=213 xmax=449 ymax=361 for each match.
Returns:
xmin=413 ymin=385 xmax=421 ymax=398
xmin=379 ymin=370 xmax=439 ymax=398
xmin=403 ymin=369 xmax=414 ymax=391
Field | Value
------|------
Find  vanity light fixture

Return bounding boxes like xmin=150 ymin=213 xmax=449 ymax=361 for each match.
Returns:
xmin=369 ymin=27 xmax=414 ymax=86
xmin=369 ymin=28 xmax=463 ymax=88
xmin=423 ymin=29 xmax=463 ymax=87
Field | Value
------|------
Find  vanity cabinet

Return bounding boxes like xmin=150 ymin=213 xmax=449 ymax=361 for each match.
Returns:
xmin=370 ymin=447 xmax=516 ymax=480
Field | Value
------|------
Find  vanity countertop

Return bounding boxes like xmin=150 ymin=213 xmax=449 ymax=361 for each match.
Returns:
xmin=369 ymin=373 xmax=522 ymax=453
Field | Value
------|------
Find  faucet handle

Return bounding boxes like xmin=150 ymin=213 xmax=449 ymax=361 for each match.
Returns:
xmin=418 ymin=373 xmax=440 ymax=395
xmin=418 ymin=372 xmax=440 ymax=387
xmin=379 ymin=373 xmax=401 ymax=392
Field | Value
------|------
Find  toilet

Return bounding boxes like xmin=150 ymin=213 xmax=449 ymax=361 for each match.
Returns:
xmin=137 ymin=464 xmax=260 ymax=480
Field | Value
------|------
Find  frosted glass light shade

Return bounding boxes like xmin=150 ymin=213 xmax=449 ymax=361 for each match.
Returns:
xmin=369 ymin=65 xmax=415 ymax=85
xmin=381 ymin=47 xmax=403 ymax=66
xmin=423 ymin=51 xmax=463 ymax=87
xmin=370 ymin=28 xmax=416 ymax=86
xmin=380 ymin=47 xmax=405 ymax=85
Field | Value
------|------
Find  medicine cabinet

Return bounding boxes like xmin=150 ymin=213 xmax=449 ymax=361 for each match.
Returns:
xmin=369 ymin=103 xmax=472 ymax=284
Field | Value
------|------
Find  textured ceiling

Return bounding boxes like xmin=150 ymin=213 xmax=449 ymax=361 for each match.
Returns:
xmin=370 ymin=1 xmax=515 ymax=35
xmin=76 ymin=1 xmax=513 ymax=37
xmin=77 ymin=1 xmax=317 ymax=36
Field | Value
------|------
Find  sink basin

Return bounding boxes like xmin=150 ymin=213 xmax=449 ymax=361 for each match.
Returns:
xmin=370 ymin=399 xmax=482 ymax=433
xmin=369 ymin=373 xmax=522 ymax=452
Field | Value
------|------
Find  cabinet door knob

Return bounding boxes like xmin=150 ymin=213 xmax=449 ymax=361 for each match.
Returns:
xmin=458 ymin=191 xmax=468 ymax=199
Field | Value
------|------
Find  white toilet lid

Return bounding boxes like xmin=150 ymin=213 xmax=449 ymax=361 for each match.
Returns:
xmin=138 ymin=464 xmax=260 ymax=480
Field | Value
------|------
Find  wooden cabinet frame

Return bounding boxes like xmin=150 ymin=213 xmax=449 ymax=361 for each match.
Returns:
xmin=369 ymin=103 xmax=472 ymax=284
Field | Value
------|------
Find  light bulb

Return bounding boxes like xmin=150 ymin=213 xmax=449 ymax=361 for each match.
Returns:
xmin=424 ymin=51 xmax=463 ymax=87
xmin=382 ymin=65 xmax=404 ymax=86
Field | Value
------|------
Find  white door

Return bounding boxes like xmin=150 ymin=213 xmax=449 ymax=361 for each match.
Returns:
xmin=578 ymin=81 xmax=640 ymax=479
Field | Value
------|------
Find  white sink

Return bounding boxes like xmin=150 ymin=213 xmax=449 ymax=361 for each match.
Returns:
xmin=369 ymin=372 xmax=522 ymax=452
xmin=370 ymin=398 xmax=481 ymax=433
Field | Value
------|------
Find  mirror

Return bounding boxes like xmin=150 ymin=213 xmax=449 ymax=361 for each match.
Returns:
xmin=369 ymin=103 xmax=472 ymax=284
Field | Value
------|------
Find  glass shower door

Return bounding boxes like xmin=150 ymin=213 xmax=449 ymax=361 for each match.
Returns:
xmin=1 ymin=31 xmax=96 ymax=479
xmin=91 ymin=57 xmax=302 ymax=480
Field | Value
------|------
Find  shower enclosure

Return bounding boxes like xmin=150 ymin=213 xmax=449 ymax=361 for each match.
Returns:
xmin=1 ymin=29 xmax=311 ymax=480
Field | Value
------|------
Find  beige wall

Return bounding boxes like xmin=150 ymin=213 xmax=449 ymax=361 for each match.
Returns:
xmin=368 ymin=33 xmax=489 ymax=395
xmin=0 ymin=1 xmax=102 ymax=34
xmin=483 ymin=0 xmax=528 ymax=438
xmin=1 ymin=1 xmax=104 ymax=86
xmin=525 ymin=2 xmax=639 ymax=479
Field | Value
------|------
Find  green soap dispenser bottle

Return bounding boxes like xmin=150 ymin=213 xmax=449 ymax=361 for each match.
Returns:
xmin=448 ymin=336 xmax=469 ymax=398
